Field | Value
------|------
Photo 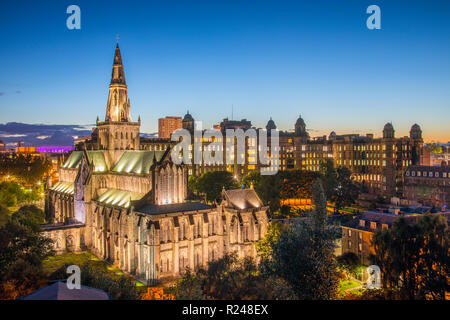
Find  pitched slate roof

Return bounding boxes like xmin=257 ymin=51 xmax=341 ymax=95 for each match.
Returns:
xmin=62 ymin=151 xmax=107 ymax=172
xmin=96 ymin=188 xmax=144 ymax=208
xmin=344 ymin=211 xmax=419 ymax=232
xmin=50 ymin=181 xmax=74 ymax=195
xmin=223 ymin=188 xmax=263 ymax=210
xmin=112 ymin=150 xmax=165 ymax=174
xmin=137 ymin=202 xmax=211 ymax=215
xmin=20 ymin=281 xmax=109 ymax=300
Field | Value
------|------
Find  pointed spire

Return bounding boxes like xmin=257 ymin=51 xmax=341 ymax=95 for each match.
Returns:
xmin=110 ymin=41 xmax=126 ymax=85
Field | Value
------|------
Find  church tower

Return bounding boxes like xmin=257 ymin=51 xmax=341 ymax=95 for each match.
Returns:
xmin=97 ymin=41 xmax=140 ymax=156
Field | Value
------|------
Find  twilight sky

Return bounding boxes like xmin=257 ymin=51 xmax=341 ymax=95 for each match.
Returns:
xmin=0 ymin=0 xmax=449 ymax=142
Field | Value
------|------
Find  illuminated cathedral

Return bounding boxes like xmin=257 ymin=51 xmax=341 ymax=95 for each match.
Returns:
xmin=44 ymin=42 xmax=269 ymax=283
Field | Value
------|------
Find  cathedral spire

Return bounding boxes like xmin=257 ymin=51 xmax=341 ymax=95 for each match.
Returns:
xmin=98 ymin=41 xmax=140 ymax=153
xmin=110 ymin=41 xmax=126 ymax=85
xmin=105 ymin=41 xmax=131 ymax=122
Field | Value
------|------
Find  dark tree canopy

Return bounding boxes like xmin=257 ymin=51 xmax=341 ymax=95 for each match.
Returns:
xmin=319 ymin=160 xmax=360 ymax=212
xmin=258 ymin=180 xmax=339 ymax=299
xmin=189 ymin=171 xmax=239 ymax=203
xmin=0 ymin=154 xmax=51 ymax=185
xmin=371 ymin=214 xmax=449 ymax=300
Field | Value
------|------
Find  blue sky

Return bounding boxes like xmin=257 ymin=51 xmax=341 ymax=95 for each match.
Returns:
xmin=0 ymin=0 xmax=449 ymax=141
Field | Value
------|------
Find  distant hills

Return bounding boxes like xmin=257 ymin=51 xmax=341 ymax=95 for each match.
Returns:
xmin=0 ymin=122 xmax=157 ymax=147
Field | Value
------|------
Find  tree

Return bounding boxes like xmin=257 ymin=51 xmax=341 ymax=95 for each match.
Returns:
xmin=13 ymin=205 xmax=47 ymax=227
xmin=50 ymin=262 xmax=139 ymax=300
xmin=319 ymin=159 xmax=337 ymax=200
xmin=330 ymin=167 xmax=360 ymax=213
xmin=0 ymin=181 xmax=42 ymax=208
xmin=256 ymin=222 xmax=284 ymax=261
xmin=0 ymin=209 xmax=54 ymax=299
xmin=242 ymin=171 xmax=282 ymax=213
xmin=242 ymin=171 xmax=261 ymax=189
xmin=0 ymin=204 xmax=9 ymax=227
xmin=337 ymin=252 xmax=362 ymax=278
xmin=194 ymin=171 xmax=239 ymax=203
xmin=371 ymin=213 xmax=449 ymax=300
xmin=170 ymin=252 xmax=296 ymax=300
xmin=279 ymin=170 xmax=321 ymax=200
xmin=169 ymin=268 xmax=206 ymax=300
xmin=425 ymin=143 xmax=443 ymax=154
xmin=259 ymin=180 xmax=339 ymax=299
xmin=257 ymin=174 xmax=282 ymax=213
xmin=318 ymin=161 xmax=360 ymax=213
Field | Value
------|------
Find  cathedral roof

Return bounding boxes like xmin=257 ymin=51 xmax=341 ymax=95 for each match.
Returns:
xmin=96 ymin=188 xmax=144 ymax=208
xmin=137 ymin=202 xmax=211 ymax=215
xmin=50 ymin=181 xmax=74 ymax=195
xmin=62 ymin=151 xmax=107 ymax=172
xmin=222 ymin=188 xmax=263 ymax=210
xmin=112 ymin=150 xmax=165 ymax=174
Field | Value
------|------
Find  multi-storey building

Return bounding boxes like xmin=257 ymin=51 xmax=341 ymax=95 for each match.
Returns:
xmin=267 ymin=117 xmax=423 ymax=197
xmin=404 ymin=162 xmax=450 ymax=208
xmin=158 ymin=116 xmax=182 ymax=139
xmin=341 ymin=209 xmax=450 ymax=265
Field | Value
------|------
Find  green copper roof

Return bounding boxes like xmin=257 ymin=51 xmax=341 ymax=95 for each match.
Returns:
xmin=50 ymin=182 xmax=74 ymax=195
xmin=96 ymin=189 xmax=144 ymax=208
xmin=62 ymin=151 xmax=107 ymax=172
xmin=112 ymin=151 xmax=165 ymax=174
xmin=62 ymin=151 xmax=83 ymax=169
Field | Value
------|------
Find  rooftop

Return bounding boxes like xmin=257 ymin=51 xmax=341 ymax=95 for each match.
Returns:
xmin=62 ymin=150 xmax=107 ymax=172
xmin=137 ymin=202 xmax=211 ymax=215
xmin=112 ymin=150 xmax=165 ymax=174
xmin=50 ymin=181 xmax=74 ymax=195
xmin=223 ymin=188 xmax=263 ymax=210
xmin=96 ymin=188 xmax=144 ymax=208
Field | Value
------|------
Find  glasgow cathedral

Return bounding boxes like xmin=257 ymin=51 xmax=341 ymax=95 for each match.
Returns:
xmin=44 ymin=42 xmax=269 ymax=283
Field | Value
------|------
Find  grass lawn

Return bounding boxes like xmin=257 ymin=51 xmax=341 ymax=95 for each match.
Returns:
xmin=338 ymin=279 xmax=362 ymax=297
xmin=42 ymin=251 xmax=146 ymax=289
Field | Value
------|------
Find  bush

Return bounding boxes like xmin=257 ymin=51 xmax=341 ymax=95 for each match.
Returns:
xmin=49 ymin=262 xmax=139 ymax=300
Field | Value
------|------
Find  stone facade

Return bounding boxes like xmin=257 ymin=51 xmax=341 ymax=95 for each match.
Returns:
xmin=404 ymin=163 xmax=450 ymax=208
xmin=272 ymin=118 xmax=423 ymax=197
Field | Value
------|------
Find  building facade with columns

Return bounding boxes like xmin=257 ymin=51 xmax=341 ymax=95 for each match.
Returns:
xmin=44 ymin=42 xmax=269 ymax=283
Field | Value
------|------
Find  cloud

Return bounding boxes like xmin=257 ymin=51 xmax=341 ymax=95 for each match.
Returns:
xmin=0 ymin=133 xmax=27 ymax=138
xmin=15 ymin=90 xmax=22 ymax=94
xmin=0 ymin=92 xmax=4 ymax=96
xmin=36 ymin=135 xmax=50 ymax=140
xmin=73 ymin=125 xmax=95 ymax=131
